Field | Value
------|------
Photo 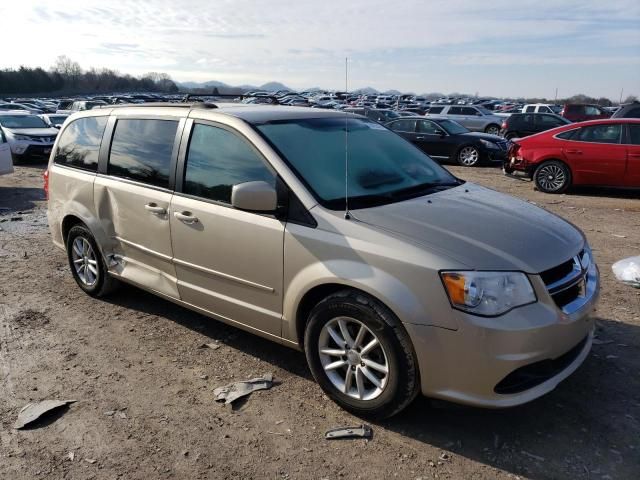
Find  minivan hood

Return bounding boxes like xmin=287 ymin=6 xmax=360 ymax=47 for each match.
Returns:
xmin=351 ymin=183 xmax=584 ymax=273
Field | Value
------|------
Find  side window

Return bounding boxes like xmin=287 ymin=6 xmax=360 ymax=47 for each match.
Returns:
xmin=389 ymin=120 xmax=416 ymax=133
xmin=108 ymin=119 xmax=178 ymax=188
xmin=183 ymin=124 xmax=275 ymax=204
xmin=448 ymin=107 xmax=464 ymax=115
xmin=54 ymin=116 xmax=107 ymax=171
xmin=461 ymin=107 xmax=478 ymax=115
xmin=584 ymin=105 xmax=601 ymax=115
xmin=418 ymin=121 xmax=443 ymax=135
xmin=623 ymin=107 xmax=640 ymax=119
xmin=537 ymin=115 xmax=564 ymax=127
xmin=556 ymin=129 xmax=577 ymax=140
xmin=574 ymin=124 xmax=621 ymax=144
xmin=427 ymin=106 xmax=444 ymax=114
xmin=525 ymin=106 xmax=535 ymax=112
xmin=628 ymin=125 xmax=640 ymax=145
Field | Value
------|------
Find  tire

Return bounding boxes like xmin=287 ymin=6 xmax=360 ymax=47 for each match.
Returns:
xmin=304 ymin=290 xmax=419 ymax=419
xmin=533 ymin=160 xmax=571 ymax=194
xmin=485 ymin=124 xmax=500 ymax=135
xmin=457 ymin=145 xmax=481 ymax=166
xmin=66 ymin=225 xmax=118 ymax=297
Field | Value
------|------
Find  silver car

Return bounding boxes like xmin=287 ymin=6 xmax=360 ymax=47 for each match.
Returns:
xmin=426 ymin=105 xmax=504 ymax=135
xmin=46 ymin=105 xmax=599 ymax=418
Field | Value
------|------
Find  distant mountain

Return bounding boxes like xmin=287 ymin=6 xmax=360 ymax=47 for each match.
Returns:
xmin=353 ymin=86 xmax=378 ymax=95
xmin=178 ymin=80 xmax=291 ymax=93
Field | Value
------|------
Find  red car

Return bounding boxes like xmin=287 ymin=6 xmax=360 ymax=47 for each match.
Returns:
xmin=505 ymin=119 xmax=640 ymax=193
xmin=561 ymin=104 xmax=610 ymax=122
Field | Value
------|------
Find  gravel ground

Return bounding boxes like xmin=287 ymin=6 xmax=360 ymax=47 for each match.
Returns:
xmin=0 ymin=163 xmax=639 ymax=480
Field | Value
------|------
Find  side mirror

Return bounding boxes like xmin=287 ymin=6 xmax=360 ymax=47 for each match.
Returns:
xmin=231 ymin=181 xmax=278 ymax=213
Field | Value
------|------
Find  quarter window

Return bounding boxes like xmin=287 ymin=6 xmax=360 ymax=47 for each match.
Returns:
xmin=54 ymin=116 xmax=107 ymax=171
xmin=427 ymin=106 xmax=444 ymax=114
xmin=108 ymin=119 xmax=178 ymax=188
xmin=183 ymin=124 xmax=275 ymax=204
xmin=574 ymin=124 xmax=621 ymax=144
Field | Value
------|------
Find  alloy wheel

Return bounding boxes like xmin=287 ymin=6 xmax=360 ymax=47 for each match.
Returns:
xmin=459 ymin=146 xmax=480 ymax=166
xmin=318 ymin=316 xmax=389 ymax=401
xmin=536 ymin=164 xmax=566 ymax=192
xmin=71 ymin=237 xmax=99 ymax=287
xmin=486 ymin=126 xmax=500 ymax=135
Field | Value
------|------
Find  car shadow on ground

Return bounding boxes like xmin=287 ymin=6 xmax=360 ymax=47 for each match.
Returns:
xmin=102 ymin=286 xmax=639 ymax=480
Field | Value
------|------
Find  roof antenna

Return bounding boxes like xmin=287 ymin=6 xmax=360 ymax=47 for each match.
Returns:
xmin=344 ymin=57 xmax=351 ymax=220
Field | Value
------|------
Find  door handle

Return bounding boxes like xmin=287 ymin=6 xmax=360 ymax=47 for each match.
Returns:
xmin=144 ymin=203 xmax=167 ymax=214
xmin=416 ymin=136 xmax=425 ymax=140
xmin=174 ymin=211 xmax=199 ymax=224
xmin=565 ymin=149 xmax=582 ymax=154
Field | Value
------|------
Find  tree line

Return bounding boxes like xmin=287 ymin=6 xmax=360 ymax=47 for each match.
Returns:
xmin=0 ymin=56 xmax=179 ymax=95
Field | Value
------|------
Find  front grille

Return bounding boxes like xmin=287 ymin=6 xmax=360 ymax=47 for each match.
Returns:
xmin=541 ymin=249 xmax=590 ymax=312
xmin=494 ymin=335 xmax=588 ymax=394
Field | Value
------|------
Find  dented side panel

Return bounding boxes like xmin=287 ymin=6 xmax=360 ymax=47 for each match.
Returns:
xmin=93 ymin=175 xmax=179 ymax=299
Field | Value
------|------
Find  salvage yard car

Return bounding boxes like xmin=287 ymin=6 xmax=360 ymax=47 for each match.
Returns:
xmin=386 ymin=117 xmax=510 ymax=166
xmin=46 ymin=104 xmax=599 ymax=418
xmin=0 ymin=128 xmax=13 ymax=175
xmin=505 ymin=119 xmax=640 ymax=193
xmin=0 ymin=113 xmax=58 ymax=162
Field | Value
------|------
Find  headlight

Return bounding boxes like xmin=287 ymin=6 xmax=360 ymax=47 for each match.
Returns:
xmin=479 ymin=139 xmax=498 ymax=149
xmin=13 ymin=134 xmax=31 ymax=141
xmin=440 ymin=271 xmax=536 ymax=316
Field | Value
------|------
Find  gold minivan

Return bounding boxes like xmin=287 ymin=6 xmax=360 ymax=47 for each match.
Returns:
xmin=47 ymin=104 xmax=599 ymax=418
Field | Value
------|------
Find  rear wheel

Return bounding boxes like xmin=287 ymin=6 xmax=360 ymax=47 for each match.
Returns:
xmin=534 ymin=161 xmax=571 ymax=193
xmin=304 ymin=290 xmax=419 ymax=419
xmin=66 ymin=225 xmax=118 ymax=297
xmin=485 ymin=124 xmax=501 ymax=135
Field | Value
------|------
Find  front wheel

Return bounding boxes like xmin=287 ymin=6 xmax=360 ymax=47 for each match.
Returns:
xmin=304 ymin=290 xmax=419 ymax=419
xmin=534 ymin=161 xmax=571 ymax=193
xmin=457 ymin=145 xmax=481 ymax=166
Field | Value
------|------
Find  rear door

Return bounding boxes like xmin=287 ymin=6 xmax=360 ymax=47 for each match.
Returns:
xmin=169 ymin=120 xmax=285 ymax=336
xmin=387 ymin=118 xmax=419 ymax=145
xmin=625 ymin=124 xmax=640 ymax=187
xmin=94 ymin=115 xmax=184 ymax=298
xmin=562 ymin=123 xmax=626 ymax=186
xmin=0 ymin=129 xmax=13 ymax=175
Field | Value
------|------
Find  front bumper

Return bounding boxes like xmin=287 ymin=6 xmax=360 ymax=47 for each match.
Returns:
xmin=404 ymin=267 xmax=599 ymax=408
xmin=11 ymin=143 xmax=54 ymax=160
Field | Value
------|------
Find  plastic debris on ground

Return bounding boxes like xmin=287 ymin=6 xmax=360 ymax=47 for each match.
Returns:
xmin=14 ymin=399 xmax=77 ymax=429
xmin=612 ymin=256 xmax=640 ymax=288
xmin=213 ymin=373 xmax=273 ymax=405
xmin=325 ymin=424 xmax=373 ymax=440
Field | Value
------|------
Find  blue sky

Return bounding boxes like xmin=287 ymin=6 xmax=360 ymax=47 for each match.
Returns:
xmin=1 ymin=0 xmax=639 ymax=99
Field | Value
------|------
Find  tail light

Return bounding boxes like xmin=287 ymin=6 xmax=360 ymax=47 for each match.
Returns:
xmin=43 ymin=169 xmax=49 ymax=200
xmin=508 ymin=142 xmax=521 ymax=159
xmin=501 ymin=120 xmax=507 ymax=130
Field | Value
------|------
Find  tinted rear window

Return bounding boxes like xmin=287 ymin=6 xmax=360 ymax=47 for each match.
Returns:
xmin=628 ymin=125 xmax=640 ymax=145
xmin=54 ymin=116 xmax=107 ymax=171
xmin=622 ymin=107 xmax=640 ymax=119
xmin=108 ymin=119 xmax=178 ymax=188
xmin=427 ymin=106 xmax=444 ymax=114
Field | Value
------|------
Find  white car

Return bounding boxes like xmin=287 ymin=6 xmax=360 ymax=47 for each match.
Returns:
xmin=41 ymin=113 xmax=70 ymax=129
xmin=0 ymin=128 xmax=13 ymax=175
xmin=522 ymin=103 xmax=561 ymax=114
xmin=0 ymin=113 xmax=58 ymax=162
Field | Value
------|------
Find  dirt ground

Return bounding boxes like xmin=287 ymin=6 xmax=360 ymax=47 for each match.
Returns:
xmin=1 ymin=162 xmax=639 ymax=480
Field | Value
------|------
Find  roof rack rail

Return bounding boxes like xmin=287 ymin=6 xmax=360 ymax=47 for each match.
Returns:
xmin=97 ymin=101 xmax=219 ymax=110
xmin=182 ymin=93 xmax=280 ymax=105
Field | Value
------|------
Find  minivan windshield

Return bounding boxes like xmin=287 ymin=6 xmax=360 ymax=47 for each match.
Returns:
xmin=256 ymin=117 xmax=461 ymax=209
xmin=0 ymin=115 xmax=49 ymax=129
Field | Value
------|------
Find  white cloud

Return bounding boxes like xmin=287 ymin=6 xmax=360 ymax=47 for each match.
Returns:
xmin=0 ymin=0 xmax=638 ymax=97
